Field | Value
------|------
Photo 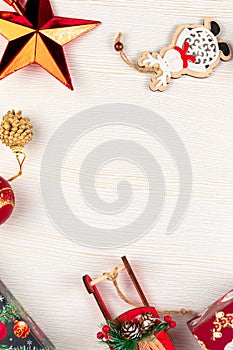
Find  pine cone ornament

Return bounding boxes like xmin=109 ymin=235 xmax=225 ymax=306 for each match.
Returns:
xmin=0 ymin=110 xmax=33 ymax=152
xmin=139 ymin=313 xmax=157 ymax=334
xmin=121 ymin=321 xmax=141 ymax=340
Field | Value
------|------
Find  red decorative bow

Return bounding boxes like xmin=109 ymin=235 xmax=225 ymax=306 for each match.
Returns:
xmin=174 ymin=42 xmax=196 ymax=69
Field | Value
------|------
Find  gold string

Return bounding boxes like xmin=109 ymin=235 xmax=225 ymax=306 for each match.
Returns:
xmin=115 ymin=32 xmax=150 ymax=74
xmin=104 ymin=267 xmax=194 ymax=316
xmin=8 ymin=151 xmax=26 ymax=182
xmin=157 ymin=309 xmax=194 ymax=316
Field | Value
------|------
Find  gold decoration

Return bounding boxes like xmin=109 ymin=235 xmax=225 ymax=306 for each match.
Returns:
xmin=0 ymin=110 xmax=33 ymax=151
xmin=211 ymin=311 xmax=233 ymax=341
xmin=0 ymin=110 xmax=33 ymax=181
xmin=13 ymin=320 xmax=31 ymax=339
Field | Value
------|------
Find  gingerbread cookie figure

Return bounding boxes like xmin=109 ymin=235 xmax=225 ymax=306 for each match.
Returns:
xmin=115 ymin=19 xmax=231 ymax=91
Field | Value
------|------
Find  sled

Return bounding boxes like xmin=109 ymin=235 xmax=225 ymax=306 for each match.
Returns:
xmin=83 ymin=256 xmax=175 ymax=350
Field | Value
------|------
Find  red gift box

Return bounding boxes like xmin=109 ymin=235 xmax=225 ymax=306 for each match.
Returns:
xmin=187 ymin=290 xmax=233 ymax=350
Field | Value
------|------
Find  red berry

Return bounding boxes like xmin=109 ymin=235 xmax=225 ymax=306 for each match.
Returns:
xmin=97 ymin=332 xmax=104 ymax=339
xmin=169 ymin=321 xmax=177 ymax=329
xmin=164 ymin=315 xmax=172 ymax=323
xmin=102 ymin=325 xmax=111 ymax=334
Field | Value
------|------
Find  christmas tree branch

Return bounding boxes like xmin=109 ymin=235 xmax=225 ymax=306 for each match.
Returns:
xmin=0 ymin=302 xmax=20 ymax=324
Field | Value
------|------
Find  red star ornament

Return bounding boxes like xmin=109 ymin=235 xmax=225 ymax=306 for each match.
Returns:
xmin=0 ymin=0 xmax=101 ymax=89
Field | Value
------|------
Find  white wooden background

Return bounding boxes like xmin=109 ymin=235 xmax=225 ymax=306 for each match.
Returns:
xmin=1 ymin=0 xmax=233 ymax=349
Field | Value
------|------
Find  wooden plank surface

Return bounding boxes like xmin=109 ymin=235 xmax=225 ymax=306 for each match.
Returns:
xmin=1 ymin=0 xmax=233 ymax=349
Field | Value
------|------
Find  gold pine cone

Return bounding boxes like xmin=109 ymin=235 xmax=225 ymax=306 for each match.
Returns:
xmin=0 ymin=110 xmax=33 ymax=151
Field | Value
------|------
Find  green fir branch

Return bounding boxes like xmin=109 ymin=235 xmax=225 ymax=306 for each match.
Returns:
xmin=0 ymin=303 xmax=20 ymax=324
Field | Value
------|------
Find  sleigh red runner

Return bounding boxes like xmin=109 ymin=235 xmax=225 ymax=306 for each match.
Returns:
xmin=83 ymin=256 xmax=176 ymax=350
xmin=188 ymin=289 xmax=233 ymax=350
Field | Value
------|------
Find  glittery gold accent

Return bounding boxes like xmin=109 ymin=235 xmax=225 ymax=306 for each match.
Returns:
xmin=0 ymin=110 xmax=33 ymax=182
xmin=211 ymin=311 xmax=233 ymax=341
xmin=0 ymin=199 xmax=14 ymax=209
xmin=0 ymin=110 xmax=33 ymax=149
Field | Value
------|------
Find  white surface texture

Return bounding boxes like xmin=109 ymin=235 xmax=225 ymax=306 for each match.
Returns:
xmin=1 ymin=0 xmax=233 ymax=349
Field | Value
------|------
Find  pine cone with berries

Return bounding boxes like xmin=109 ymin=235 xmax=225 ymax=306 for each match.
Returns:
xmin=121 ymin=321 xmax=141 ymax=340
xmin=0 ymin=110 xmax=33 ymax=152
xmin=139 ymin=313 xmax=157 ymax=334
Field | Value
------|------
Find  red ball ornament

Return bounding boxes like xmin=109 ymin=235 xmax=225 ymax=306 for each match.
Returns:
xmin=102 ymin=325 xmax=111 ymax=334
xmin=97 ymin=331 xmax=104 ymax=340
xmin=0 ymin=322 xmax=7 ymax=340
xmin=13 ymin=320 xmax=30 ymax=339
xmin=169 ymin=320 xmax=177 ymax=329
xmin=164 ymin=315 xmax=172 ymax=323
xmin=0 ymin=176 xmax=15 ymax=225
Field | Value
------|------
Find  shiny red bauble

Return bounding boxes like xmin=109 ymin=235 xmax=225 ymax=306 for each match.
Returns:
xmin=0 ymin=321 xmax=7 ymax=340
xmin=0 ymin=176 xmax=15 ymax=225
xmin=14 ymin=320 xmax=30 ymax=339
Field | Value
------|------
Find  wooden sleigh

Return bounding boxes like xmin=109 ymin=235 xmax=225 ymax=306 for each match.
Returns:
xmin=83 ymin=256 xmax=176 ymax=350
